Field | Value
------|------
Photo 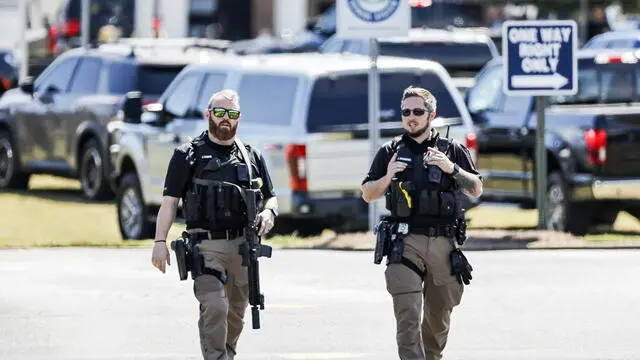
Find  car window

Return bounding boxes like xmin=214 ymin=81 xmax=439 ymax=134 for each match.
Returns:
xmin=607 ymin=39 xmax=632 ymax=48
xmin=164 ymin=74 xmax=201 ymax=117
xmin=195 ymin=72 xmax=227 ymax=113
xmin=107 ymin=62 xmax=184 ymax=96
xmin=35 ymin=58 xmax=79 ymax=93
xmin=379 ymin=41 xmax=494 ymax=73
xmin=236 ymin=74 xmax=298 ymax=125
xmin=467 ymin=65 xmax=502 ymax=113
xmin=69 ymin=58 xmax=102 ymax=94
xmin=307 ymin=71 xmax=460 ymax=132
xmin=550 ymin=60 xmax=637 ymax=105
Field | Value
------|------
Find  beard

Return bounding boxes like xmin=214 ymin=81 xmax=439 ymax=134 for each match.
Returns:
xmin=405 ymin=120 xmax=430 ymax=138
xmin=209 ymin=119 xmax=237 ymax=141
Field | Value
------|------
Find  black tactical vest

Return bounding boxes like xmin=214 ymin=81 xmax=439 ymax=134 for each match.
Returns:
xmin=385 ymin=135 xmax=461 ymax=225
xmin=182 ymin=135 xmax=259 ymax=231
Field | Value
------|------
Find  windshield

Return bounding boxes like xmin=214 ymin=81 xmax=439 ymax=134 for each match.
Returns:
xmin=379 ymin=41 xmax=494 ymax=72
xmin=550 ymin=59 xmax=638 ymax=105
xmin=108 ymin=63 xmax=184 ymax=97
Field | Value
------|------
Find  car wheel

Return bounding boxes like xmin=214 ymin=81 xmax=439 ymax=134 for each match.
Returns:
xmin=546 ymin=171 xmax=589 ymax=235
xmin=117 ymin=172 xmax=155 ymax=240
xmin=0 ymin=130 xmax=30 ymax=189
xmin=79 ymin=138 xmax=113 ymax=201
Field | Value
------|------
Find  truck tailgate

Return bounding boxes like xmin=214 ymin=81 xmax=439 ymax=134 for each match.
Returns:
xmin=586 ymin=106 xmax=640 ymax=178
xmin=304 ymin=122 xmax=471 ymax=193
xmin=597 ymin=110 xmax=640 ymax=177
xmin=306 ymin=138 xmax=371 ymax=193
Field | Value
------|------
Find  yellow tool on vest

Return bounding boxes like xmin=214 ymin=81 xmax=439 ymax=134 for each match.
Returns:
xmin=398 ymin=181 xmax=412 ymax=208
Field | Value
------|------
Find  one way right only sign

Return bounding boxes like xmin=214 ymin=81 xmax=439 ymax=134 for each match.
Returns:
xmin=503 ymin=20 xmax=578 ymax=96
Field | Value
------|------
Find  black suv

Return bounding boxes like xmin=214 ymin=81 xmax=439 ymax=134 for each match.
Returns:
xmin=0 ymin=43 xmax=206 ymax=200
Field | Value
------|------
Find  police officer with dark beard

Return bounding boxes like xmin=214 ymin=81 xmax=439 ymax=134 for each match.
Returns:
xmin=151 ymin=89 xmax=278 ymax=360
xmin=361 ymin=86 xmax=482 ymax=360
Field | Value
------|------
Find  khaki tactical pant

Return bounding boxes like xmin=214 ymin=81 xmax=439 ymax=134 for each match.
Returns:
xmin=193 ymin=235 xmax=249 ymax=360
xmin=385 ymin=234 xmax=464 ymax=360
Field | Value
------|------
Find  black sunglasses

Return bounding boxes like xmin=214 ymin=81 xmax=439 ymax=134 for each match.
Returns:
xmin=401 ymin=108 xmax=429 ymax=117
xmin=210 ymin=107 xmax=241 ymax=120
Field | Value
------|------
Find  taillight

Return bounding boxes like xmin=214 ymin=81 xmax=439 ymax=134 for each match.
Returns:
xmin=152 ymin=17 xmax=162 ymax=36
xmin=63 ymin=19 xmax=80 ymax=37
xmin=584 ymin=129 xmax=607 ymax=165
xmin=465 ymin=132 xmax=478 ymax=152
xmin=285 ymin=144 xmax=307 ymax=192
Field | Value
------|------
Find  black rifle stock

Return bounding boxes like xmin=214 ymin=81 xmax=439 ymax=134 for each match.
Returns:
xmin=238 ymin=182 xmax=272 ymax=329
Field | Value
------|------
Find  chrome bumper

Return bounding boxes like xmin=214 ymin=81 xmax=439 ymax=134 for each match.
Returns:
xmin=592 ymin=179 xmax=640 ymax=200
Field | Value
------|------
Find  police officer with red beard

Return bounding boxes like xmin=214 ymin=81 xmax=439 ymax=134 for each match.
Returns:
xmin=151 ymin=89 xmax=278 ymax=360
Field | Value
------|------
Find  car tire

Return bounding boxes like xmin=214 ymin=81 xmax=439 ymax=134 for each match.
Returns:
xmin=546 ymin=171 xmax=589 ymax=236
xmin=117 ymin=172 xmax=155 ymax=240
xmin=79 ymin=138 xmax=114 ymax=201
xmin=0 ymin=130 xmax=30 ymax=189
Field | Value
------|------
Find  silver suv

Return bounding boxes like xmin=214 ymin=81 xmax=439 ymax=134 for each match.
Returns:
xmin=109 ymin=53 xmax=478 ymax=239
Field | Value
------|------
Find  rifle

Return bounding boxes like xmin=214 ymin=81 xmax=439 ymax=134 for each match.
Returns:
xmin=238 ymin=178 xmax=273 ymax=329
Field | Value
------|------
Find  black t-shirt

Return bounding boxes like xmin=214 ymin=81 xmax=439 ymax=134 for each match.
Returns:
xmin=163 ymin=131 xmax=276 ymax=200
xmin=362 ymin=129 xmax=481 ymax=185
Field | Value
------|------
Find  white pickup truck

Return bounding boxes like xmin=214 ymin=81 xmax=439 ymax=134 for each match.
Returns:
xmin=109 ymin=53 xmax=478 ymax=239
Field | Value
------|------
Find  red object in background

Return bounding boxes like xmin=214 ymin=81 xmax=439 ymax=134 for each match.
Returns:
xmin=47 ymin=26 xmax=59 ymax=55
xmin=1 ymin=78 xmax=11 ymax=90
xmin=62 ymin=18 xmax=81 ymax=37
xmin=584 ymin=129 xmax=607 ymax=165
xmin=285 ymin=144 xmax=308 ymax=192
xmin=152 ymin=17 xmax=162 ymax=37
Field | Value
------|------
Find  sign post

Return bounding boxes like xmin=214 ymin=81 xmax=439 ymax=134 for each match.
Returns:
xmin=502 ymin=20 xmax=577 ymax=230
xmin=337 ymin=0 xmax=410 ymax=232
xmin=81 ymin=0 xmax=90 ymax=47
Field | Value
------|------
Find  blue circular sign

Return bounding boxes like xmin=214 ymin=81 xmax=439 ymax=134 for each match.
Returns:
xmin=347 ymin=0 xmax=400 ymax=23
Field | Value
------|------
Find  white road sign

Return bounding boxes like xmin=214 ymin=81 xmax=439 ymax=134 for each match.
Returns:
xmin=336 ymin=0 xmax=410 ymax=39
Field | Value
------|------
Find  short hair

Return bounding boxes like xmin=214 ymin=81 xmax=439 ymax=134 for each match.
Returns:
xmin=207 ymin=89 xmax=240 ymax=109
xmin=401 ymin=86 xmax=436 ymax=113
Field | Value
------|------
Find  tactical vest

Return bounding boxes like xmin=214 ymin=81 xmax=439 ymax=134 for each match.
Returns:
xmin=182 ymin=135 xmax=260 ymax=231
xmin=385 ymin=135 xmax=461 ymax=225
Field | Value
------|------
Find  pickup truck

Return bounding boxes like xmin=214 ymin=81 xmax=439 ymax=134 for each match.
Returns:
xmin=466 ymin=48 xmax=640 ymax=235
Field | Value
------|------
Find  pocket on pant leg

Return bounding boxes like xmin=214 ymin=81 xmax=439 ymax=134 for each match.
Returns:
xmin=385 ymin=263 xmax=423 ymax=295
xmin=194 ymin=274 xmax=226 ymax=301
xmin=427 ymin=237 xmax=458 ymax=286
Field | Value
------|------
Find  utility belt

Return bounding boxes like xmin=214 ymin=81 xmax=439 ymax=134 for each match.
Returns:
xmin=386 ymin=180 xmax=458 ymax=219
xmin=184 ymin=179 xmax=249 ymax=228
xmin=189 ymin=228 xmax=245 ymax=241
xmin=170 ymin=231 xmax=231 ymax=285
xmin=373 ymin=217 xmax=469 ymax=267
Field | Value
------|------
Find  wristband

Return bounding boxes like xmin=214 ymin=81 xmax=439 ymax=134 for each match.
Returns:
xmin=154 ymin=240 xmax=166 ymax=243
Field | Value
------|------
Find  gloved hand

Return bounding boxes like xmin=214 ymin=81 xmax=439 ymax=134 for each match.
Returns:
xmin=450 ymin=248 xmax=473 ymax=285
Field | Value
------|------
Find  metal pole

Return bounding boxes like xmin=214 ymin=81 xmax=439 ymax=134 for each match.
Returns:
xmin=367 ymin=37 xmax=380 ymax=231
xmin=18 ymin=0 xmax=29 ymax=81
xmin=81 ymin=0 xmax=90 ymax=47
xmin=580 ymin=0 xmax=589 ymax=46
xmin=535 ymin=96 xmax=547 ymax=230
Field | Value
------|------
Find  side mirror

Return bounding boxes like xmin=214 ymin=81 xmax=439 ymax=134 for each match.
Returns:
xmin=19 ymin=77 xmax=34 ymax=94
xmin=122 ymin=91 xmax=142 ymax=123
xmin=141 ymin=102 xmax=165 ymax=126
